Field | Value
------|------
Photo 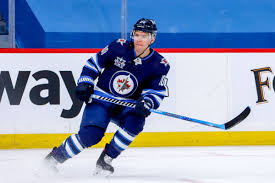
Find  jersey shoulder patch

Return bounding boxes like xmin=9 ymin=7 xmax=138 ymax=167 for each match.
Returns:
xmin=149 ymin=52 xmax=170 ymax=75
xmin=153 ymin=51 xmax=170 ymax=67
xmin=116 ymin=38 xmax=127 ymax=46
xmin=100 ymin=39 xmax=131 ymax=56
xmin=160 ymin=57 xmax=169 ymax=67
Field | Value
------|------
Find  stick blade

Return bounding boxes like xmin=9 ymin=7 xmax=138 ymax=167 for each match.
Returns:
xmin=224 ymin=107 xmax=251 ymax=130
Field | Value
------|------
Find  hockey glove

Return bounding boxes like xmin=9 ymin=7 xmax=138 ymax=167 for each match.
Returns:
xmin=75 ymin=83 xmax=94 ymax=103
xmin=135 ymin=97 xmax=152 ymax=118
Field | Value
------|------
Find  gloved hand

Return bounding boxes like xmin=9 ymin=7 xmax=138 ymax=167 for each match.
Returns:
xmin=75 ymin=83 xmax=94 ymax=103
xmin=135 ymin=97 xmax=152 ymax=118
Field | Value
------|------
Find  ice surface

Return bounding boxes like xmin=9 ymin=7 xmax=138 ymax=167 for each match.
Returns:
xmin=1 ymin=146 xmax=275 ymax=183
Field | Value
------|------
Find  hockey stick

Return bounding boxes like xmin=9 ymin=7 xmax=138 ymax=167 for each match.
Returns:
xmin=90 ymin=94 xmax=250 ymax=130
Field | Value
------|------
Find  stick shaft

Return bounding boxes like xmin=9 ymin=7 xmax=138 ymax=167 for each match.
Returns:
xmin=91 ymin=94 xmax=225 ymax=129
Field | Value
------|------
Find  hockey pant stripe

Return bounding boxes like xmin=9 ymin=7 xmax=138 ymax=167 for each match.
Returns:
xmin=71 ymin=134 xmax=85 ymax=151
xmin=118 ymin=127 xmax=136 ymax=141
xmin=62 ymin=134 xmax=85 ymax=158
xmin=116 ymin=131 xmax=132 ymax=145
xmin=110 ymin=128 xmax=136 ymax=152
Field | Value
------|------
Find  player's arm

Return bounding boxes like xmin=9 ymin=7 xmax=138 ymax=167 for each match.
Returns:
xmin=134 ymin=67 xmax=169 ymax=118
xmin=78 ymin=44 xmax=111 ymax=86
xmin=141 ymin=57 xmax=170 ymax=109
xmin=141 ymin=72 xmax=169 ymax=110
xmin=76 ymin=43 xmax=113 ymax=103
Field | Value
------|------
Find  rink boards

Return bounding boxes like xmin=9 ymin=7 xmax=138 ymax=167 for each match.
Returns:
xmin=1 ymin=48 xmax=275 ymax=148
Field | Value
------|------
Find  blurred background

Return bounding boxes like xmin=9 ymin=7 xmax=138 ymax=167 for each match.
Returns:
xmin=1 ymin=0 xmax=275 ymax=48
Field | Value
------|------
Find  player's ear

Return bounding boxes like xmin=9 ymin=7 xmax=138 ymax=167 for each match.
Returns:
xmin=150 ymin=36 xmax=156 ymax=44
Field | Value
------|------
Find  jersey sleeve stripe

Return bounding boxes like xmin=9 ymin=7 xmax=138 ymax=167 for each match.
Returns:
xmin=77 ymin=76 xmax=94 ymax=85
xmin=84 ymin=65 xmax=98 ymax=73
xmin=143 ymin=96 xmax=155 ymax=109
xmin=88 ymin=56 xmax=102 ymax=73
xmin=142 ymin=88 xmax=167 ymax=97
xmin=85 ymin=60 xmax=99 ymax=74
xmin=94 ymin=54 xmax=103 ymax=72
xmin=147 ymin=94 xmax=163 ymax=106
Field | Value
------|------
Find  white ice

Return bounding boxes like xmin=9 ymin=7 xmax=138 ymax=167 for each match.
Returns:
xmin=1 ymin=146 xmax=275 ymax=183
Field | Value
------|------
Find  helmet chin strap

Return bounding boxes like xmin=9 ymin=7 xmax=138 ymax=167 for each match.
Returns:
xmin=130 ymin=37 xmax=153 ymax=65
xmin=136 ymin=44 xmax=150 ymax=58
xmin=136 ymin=38 xmax=153 ymax=58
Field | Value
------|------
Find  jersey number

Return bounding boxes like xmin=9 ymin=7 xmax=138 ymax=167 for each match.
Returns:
xmin=159 ymin=75 xmax=169 ymax=97
xmin=159 ymin=75 xmax=168 ymax=87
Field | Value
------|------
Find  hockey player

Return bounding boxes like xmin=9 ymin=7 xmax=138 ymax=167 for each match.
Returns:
xmin=44 ymin=18 xmax=170 ymax=175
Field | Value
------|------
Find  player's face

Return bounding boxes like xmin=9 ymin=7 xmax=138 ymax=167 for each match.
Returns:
xmin=133 ymin=31 xmax=155 ymax=51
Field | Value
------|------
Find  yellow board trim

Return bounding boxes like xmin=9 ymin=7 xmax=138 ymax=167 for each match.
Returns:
xmin=1 ymin=131 xmax=275 ymax=149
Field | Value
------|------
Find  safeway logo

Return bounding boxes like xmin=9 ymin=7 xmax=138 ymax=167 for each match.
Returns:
xmin=0 ymin=70 xmax=83 ymax=119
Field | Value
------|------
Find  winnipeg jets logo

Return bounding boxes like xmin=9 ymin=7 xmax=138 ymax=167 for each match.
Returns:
xmin=109 ymin=71 xmax=138 ymax=97
xmin=116 ymin=39 xmax=126 ymax=46
xmin=116 ymin=75 xmax=131 ymax=92
xmin=133 ymin=57 xmax=142 ymax=65
xmin=114 ymin=57 xmax=126 ymax=69
xmin=160 ymin=58 xmax=169 ymax=67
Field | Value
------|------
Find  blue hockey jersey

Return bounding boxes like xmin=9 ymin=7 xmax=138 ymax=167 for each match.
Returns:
xmin=78 ymin=39 xmax=170 ymax=109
